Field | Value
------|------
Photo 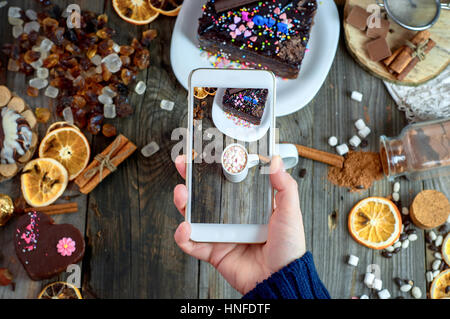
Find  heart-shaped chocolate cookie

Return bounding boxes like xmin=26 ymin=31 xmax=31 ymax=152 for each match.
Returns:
xmin=14 ymin=211 xmax=85 ymax=281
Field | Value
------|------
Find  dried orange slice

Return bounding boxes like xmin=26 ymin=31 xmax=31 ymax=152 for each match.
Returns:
xmin=37 ymin=281 xmax=82 ymax=299
xmin=21 ymin=158 xmax=68 ymax=207
xmin=39 ymin=127 xmax=90 ymax=181
xmin=194 ymin=87 xmax=209 ymax=99
xmin=46 ymin=121 xmax=80 ymax=134
xmin=204 ymin=87 xmax=217 ymax=96
xmin=112 ymin=0 xmax=159 ymax=25
xmin=430 ymin=269 xmax=450 ymax=299
xmin=443 ymin=233 xmax=450 ymax=266
xmin=348 ymin=197 xmax=402 ymax=250
xmin=149 ymin=0 xmax=182 ymax=16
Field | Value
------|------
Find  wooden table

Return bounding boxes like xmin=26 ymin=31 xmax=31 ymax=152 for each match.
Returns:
xmin=0 ymin=0 xmax=448 ymax=299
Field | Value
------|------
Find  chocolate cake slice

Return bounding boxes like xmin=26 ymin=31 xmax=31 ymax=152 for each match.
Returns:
xmin=222 ymin=88 xmax=268 ymax=125
xmin=198 ymin=0 xmax=318 ymax=79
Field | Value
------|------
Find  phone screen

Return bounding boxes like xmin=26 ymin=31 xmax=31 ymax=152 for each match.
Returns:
xmin=188 ymin=83 xmax=274 ymax=225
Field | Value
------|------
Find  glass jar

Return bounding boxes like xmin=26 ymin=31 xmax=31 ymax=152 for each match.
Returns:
xmin=379 ymin=118 xmax=450 ymax=181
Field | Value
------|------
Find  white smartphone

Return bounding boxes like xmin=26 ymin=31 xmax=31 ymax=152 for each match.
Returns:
xmin=186 ymin=68 xmax=276 ymax=243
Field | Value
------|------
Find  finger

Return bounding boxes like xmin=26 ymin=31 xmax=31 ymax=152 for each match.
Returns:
xmin=175 ymin=155 xmax=187 ymax=180
xmin=269 ymin=156 xmax=300 ymax=212
xmin=174 ymin=221 xmax=215 ymax=262
xmin=174 ymin=184 xmax=188 ymax=216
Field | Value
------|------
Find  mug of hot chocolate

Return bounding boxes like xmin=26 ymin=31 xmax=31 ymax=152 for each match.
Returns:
xmin=221 ymin=143 xmax=259 ymax=183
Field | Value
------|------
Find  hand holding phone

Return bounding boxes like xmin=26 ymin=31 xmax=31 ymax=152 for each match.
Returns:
xmin=173 ymin=155 xmax=307 ymax=295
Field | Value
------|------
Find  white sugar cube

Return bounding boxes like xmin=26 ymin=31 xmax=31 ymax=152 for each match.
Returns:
xmin=8 ymin=6 xmax=22 ymax=18
xmin=364 ymin=272 xmax=375 ymax=288
xmin=358 ymin=126 xmax=371 ymax=138
xmin=98 ymin=94 xmax=113 ymax=105
xmin=62 ymin=107 xmax=74 ymax=125
xmin=103 ymin=104 xmax=116 ymax=119
xmin=39 ymin=38 xmax=54 ymax=52
xmin=29 ymin=78 xmax=48 ymax=89
xmin=36 ymin=67 xmax=49 ymax=79
xmin=24 ymin=21 xmax=40 ymax=34
xmin=91 ymin=54 xmax=102 ymax=66
xmin=135 ymin=81 xmax=146 ymax=95
xmin=378 ymin=289 xmax=391 ymax=299
xmin=328 ymin=136 xmax=338 ymax=147
xmin=102 ymin=86 xmax=117 ymax=98
xmin=349 ymin=135 xmax=361 ymax=148
xmin=347 ymin=254 xmax=359 ymax=267
xmin=373 ymin=278 xmax=382 ymax=291
xmin=336 ymin=144 xmax=349 ymax=156
xmin=351 ymin=91 xmax=363 ymax=102
xmin=141 ymin=141 xmax=160 ymax=158
xmin=44 ymin=85 xmax=59 ymax=98
xmin=354 ymin=119 xmax=366 ymax=130
xmin=12 ymin=25 xmax=23 ymax=38
xmin=30 ymin=59 xmax=43 ymax=69
xmin=25 ymin=9 xmax=37 ymax=20
xmin=160 ymin=99 xmax=174 ymax=111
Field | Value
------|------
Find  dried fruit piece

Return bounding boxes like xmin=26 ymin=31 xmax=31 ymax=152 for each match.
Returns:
xmin=35 ymin=107 xmax=51 ymax=123
xmin=112 ymin=0 xmax=159 ymax=25
xmin=38 ymin=281 xmax=82 ymax=299
xmin=21 ymin=158 xmax=69 ymax=207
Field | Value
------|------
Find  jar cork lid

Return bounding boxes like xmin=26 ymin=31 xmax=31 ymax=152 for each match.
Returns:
xmin=410 ymin=190 xmax=450 ymax=229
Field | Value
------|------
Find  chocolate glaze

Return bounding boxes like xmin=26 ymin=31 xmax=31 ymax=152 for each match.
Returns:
xmin=15 ymin=211 xmax=85 ymax=281
xmin=198 ymin=0 xmax=317 ymax=79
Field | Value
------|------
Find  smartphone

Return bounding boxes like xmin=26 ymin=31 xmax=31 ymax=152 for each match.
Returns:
xmin=186 ymin=68 xmax=276 ymax=243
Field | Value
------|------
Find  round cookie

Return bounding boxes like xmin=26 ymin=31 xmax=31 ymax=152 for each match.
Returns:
xmin=410 ymin=190 xmax=450 ymax=229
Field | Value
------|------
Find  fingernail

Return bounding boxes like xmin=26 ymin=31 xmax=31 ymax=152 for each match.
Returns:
xmin=270 ymin=156 xmax=283 ymax=174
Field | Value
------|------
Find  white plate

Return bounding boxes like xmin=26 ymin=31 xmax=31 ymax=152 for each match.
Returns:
xmin=212 ymin=88 xmax=272 ymax=142
xmin=170 ymin=0 xmax=340 ymax=116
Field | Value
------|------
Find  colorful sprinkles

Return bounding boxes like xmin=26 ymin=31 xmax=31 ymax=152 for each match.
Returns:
xmin=16 ymin=211 xmax=39 ymax=252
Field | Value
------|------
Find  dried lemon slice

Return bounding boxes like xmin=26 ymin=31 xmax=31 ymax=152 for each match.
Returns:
xmin=348 ymin=197 xmax=402 ymax=250
xmin=21 ymin=158 xmax=68 ymax=207
xmin=149 ymin=0 xmax=182 ymax=16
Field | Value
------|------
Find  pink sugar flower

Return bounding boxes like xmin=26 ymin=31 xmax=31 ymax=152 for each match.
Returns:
xmin=57 ymin=237 xmax=76 ymax=256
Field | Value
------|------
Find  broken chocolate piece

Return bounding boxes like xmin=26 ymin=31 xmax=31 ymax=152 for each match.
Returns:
xmin=346 ymin=5 xmax=371 ymax=31
xmin=366 ymin=18 xmax=390 ymax=39
xmin=214 ymin=0 xmax=258 ymax=12
xmin=366 ymin=37 xmax=392 ymax=62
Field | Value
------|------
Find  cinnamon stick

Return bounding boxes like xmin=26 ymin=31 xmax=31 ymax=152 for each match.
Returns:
xmin=389 ymin=30 xmax=430 ymax=74
xmin=383 ymin=45 xmax=405 ymax=67
xmin=24 ymin=202 xmax=78 ymax=215
xmin=288 ymin=143 xmax=344 ymax=168
xmin=79 ymin=141 xmax=137 ymax=194
xmin=396 ymin=38 xmax=436 ymax=81
xmin=74 ymin=134 xmax=129 ymax=189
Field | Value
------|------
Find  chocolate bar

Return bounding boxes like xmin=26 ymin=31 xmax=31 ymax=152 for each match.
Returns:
xmin=198 ymin=0 xmax=318 ymax=79
xmin=222 ymin=88 xmax=268 ymax=125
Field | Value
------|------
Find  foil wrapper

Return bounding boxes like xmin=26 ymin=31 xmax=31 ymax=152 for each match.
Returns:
xmin=0 ymin=194 xmax=14 ymax=226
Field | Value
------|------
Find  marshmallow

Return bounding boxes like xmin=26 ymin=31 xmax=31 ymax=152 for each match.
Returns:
xmin=358 ymin=126 xmax=371 ymax=138
xmin=392 ymin=192 xmax=400 ymax=202
xmin=336 ymin=143 xmax=349 ymax=156
xmin=349 ymin=135 xmax=361 ymax=148
xmin=328 ymin=136 xmax=338 ymax=147
xmin=393 ymin=182 xmax=400 ymax=193
xmin=373 ymin=278 xmax=382 ymax=291
xmin=360 ymin=294 xmax=369 ymax=299
xmin=354 ymin=119 xmax=366 ymax=130
xmin=411 ymin=287 xmax=422 ymax=299
xmin=378 ymin=289 xmax=391 ymax=299
xmin=351 ymin=91 xmax=363 ymax=102
xmin=347 ymin=254 xmax=359 ymax=267
xmin=364 ymin=272 xmax=375 ymax=288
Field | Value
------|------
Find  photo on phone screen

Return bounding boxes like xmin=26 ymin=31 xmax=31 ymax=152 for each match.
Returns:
xmin=189 ymin=84 xmax=274 ymax=226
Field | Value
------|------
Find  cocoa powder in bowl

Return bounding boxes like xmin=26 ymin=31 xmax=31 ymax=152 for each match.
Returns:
xmin=328 ymin=151 xmax=384 ymax=191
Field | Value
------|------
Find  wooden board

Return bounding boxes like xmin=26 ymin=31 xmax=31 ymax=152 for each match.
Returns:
xmin=344 ymin=0 xmax=450 ymax=86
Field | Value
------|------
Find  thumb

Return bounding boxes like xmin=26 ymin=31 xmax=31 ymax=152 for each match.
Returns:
xmin=269 ymin=156 xmax=300 ymax=212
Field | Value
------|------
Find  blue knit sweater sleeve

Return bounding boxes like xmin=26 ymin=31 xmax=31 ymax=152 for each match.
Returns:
xmin=242 ymin=251 xmax=331 ymax=299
